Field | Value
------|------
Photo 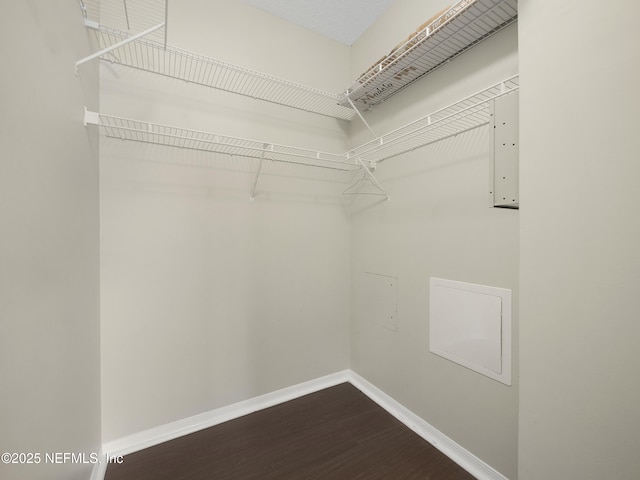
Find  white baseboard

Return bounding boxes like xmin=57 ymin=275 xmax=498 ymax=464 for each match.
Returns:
xmin=102 ymin=370 xmax=350 ymax=458
xmin=95 ymin=369 xmax=508 ymax=480
xmin=348 ymin=371 xmax=509 ymax=480
xmin=89 ymin=448 xmax=107 ymax=480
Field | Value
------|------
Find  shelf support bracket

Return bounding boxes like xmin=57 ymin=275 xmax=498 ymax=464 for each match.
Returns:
xmin=249 ymin=144 xmax=270 ymax=203
xmin=346 ymin=97 xmax=376 ymax=139
xmin=83 ymin=108 xmax=100 ymax=127
xmin=75 ymin=22 xmax=166 ymax=74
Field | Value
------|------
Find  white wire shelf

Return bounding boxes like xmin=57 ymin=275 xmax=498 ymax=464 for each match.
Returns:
xmin=86 ymin=76 xmax=517 ymax=172
xmin=341 ymin=0 xmax=518 ymax=110
xmin=348 ymin=75 xmax=519 ymax=164
xmin=84 ymin=23 xmax=356 ymax=121
xmin=84 ymin=110 xmax=358 ymax=172
xmin=79 ymin=1 xmax=516 ymax=120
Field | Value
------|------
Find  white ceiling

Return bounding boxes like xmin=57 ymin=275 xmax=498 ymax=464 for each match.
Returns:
xmin=240 ymin=0 xmax=396 ymax=46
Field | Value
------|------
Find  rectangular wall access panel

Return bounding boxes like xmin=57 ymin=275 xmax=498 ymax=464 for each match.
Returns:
xmin=429 ymin=277 xmax=512 ymax=385
xmin=361 ymin=272 xmax=398 ymax=332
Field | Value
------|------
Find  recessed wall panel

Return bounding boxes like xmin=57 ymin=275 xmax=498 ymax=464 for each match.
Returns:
xmin=429 ymin=277 xmax=511 ymax=385
xmin=362 ymin=272 xmax=398 ymax=332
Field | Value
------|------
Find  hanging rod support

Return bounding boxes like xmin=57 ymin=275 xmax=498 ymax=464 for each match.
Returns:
xmin=250 ymin=144 xmax=270 ymax=203
xmin=346 ymin=96 xmax=376 ymax=139
xmin=75 ymin=22 xmax=166 ymax=74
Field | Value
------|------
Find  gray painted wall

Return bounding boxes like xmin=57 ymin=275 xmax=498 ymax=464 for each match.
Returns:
xmin=518 ymin=1 xmax=640 ymax=478
xmin=349 ymin=1 xmax=519 ymax=477
xmin=0 ymin=1 xmax=101 ymax=479
xmin=4 ymin=2 xmax=639 ymax=478
xmin=99 ymin=0 xmax=352 ymax=443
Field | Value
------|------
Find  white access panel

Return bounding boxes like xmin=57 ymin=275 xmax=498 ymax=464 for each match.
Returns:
xmin=429 ymin=277 xmax=511 ymax=385
xmin=361 ymin=272 xmax=398 ymax=332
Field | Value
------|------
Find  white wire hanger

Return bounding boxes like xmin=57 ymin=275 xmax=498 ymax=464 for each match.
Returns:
xmin=343 ymin=170 xmax=386 ymax=196
xmin=343 ymin=158 xmax=391 ymax=201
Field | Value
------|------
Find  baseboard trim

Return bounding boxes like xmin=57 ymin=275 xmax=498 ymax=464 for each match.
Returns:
xmin=97 ymin=369 xmax=508 ymax=480
xmin=348 ymin=371 xmax=509 ymax=480
xmin=89 ymin=448 xmax=107 ymax=480
xmin=102 ymin=370 xmax=350 ymax=458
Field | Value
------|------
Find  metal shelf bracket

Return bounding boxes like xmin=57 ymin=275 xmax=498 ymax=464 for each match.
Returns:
xmin=83 ymin=107 xmax=100 ymax=126
xmin=346 ymin=96 xmax=376 ymax=138
xmin=249 ymin=144 xmax=271 ymax=203
xmin=75 ymin=21 xmax=166 ymax=74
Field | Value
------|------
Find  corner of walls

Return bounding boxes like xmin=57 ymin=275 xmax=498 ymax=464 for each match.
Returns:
xmin=99 ymin=371 xmax=351 ymax=461
xmin=99 ymin=0 xmax=351 ymax=445
xmin=346 ymin=1 xmax=519 ymax=479
xmin=350 ymin=372 xmax=511 ymax=480
xmin=0 ymin=1 xmax=101 ymax=479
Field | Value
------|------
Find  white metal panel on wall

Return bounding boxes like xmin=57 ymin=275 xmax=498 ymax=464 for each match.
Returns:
xmin=490 ymin=91 xmax=519 ymax=208
xmin=429 ymin=277 xmax=512 ymax=385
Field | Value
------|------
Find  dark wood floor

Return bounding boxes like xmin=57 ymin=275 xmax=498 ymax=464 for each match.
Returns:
xmin=105 ymin=383 xmax=475 ymax=480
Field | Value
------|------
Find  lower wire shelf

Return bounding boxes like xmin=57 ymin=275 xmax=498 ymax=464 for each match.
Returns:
xmin=348 ymin=75 xmax=519 ymax=164
xmin=84 ymin=110 xmax=357 ymax=172
xmin=85 ymin=76 xmax=518 ymax=200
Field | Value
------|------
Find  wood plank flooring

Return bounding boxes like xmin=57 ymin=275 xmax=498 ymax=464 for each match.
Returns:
xmin=104 ymin=383 xmax=476 ymax=480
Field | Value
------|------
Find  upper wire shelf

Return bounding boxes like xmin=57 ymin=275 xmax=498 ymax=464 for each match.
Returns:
xmin=79 ymin=0 xmax=355 ymax=121
xmin=79 ymin=0 xmax=516 ymax=120
xmin=341 ymin=0 xmax=518 ymax=110
xmin=87 ymin=25 xmax=355 ymax=121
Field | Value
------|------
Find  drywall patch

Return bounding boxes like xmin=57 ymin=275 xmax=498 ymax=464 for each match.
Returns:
xmin=362 ymin=272 xmax=398 ymax=332
xmin=429 ymin=277 xmax=511 ymax=385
